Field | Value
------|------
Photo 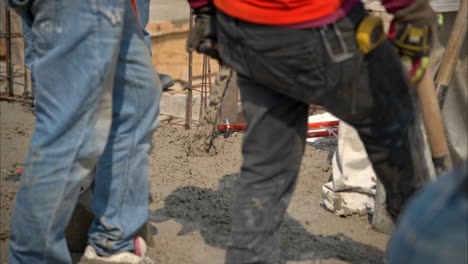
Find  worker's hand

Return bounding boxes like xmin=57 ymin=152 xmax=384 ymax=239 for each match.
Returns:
xmin=388 ymin=0 xmax=439 ymax=83
xmin=187 ymin=4 xmax=221 ymax=61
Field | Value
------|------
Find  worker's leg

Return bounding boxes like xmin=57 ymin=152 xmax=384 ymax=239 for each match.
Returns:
xmin=217 ymin=11 xmax=312 ymax=261
xmin=87 ymin=0 xmax=161 ymax=256
xmin=320 ymin=6 xmax=429 ymax=219
xmin=135 ymin=0 xmax=175 ymax=89
xmin=217 ymin=4 xmax=427 ymax=262
xmin=333 ymin=43 xmax=428 ymax=220
xmin=134 ymin=0 xmax=152 ymax=53
xmin=226 ymin=75 xmax=309 ymax=264
xmin=218 ymin=3 xmax=428 ymax=223
xmin=387 ymin=165 xmax=468 ymax=264
xmin=7 ymin=0 xmax=126 ymax=263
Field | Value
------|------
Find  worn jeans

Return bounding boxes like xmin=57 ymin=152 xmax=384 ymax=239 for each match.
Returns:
xmin=7 ymin=0 xmax=161 ymax=263
xmin=387 ymin=165 xmax=468 ymax=264
xmin=217 ymin=4 xmax=428 ymax=263
xmin=135 ymin=0 xmax=152 ymax=53
xmin=135 ymin=0 xmax=174 ymax=89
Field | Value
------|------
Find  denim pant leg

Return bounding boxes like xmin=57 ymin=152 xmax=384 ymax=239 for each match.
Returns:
xmin=87 ymin=0 xmax=161 ymax=256
xmin=387 ymin=165 xmax=468 ymax=264
xmin=134 ymin=0 xmax=152 ymax=53
xmin=21 ymin=20 xmax=33 ymax=72
xmin=226 ymin=76 xmax=309 ymax=264
xmin=7 ymin=1 xmax=126 ymax=263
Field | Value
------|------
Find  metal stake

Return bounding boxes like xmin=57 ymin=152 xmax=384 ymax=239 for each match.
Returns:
xmin=185 ymin=9 xmax=194 ymax=129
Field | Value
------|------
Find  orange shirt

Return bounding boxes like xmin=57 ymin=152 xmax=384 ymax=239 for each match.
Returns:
xmin=214 ymin=0 xmax=346 ymax=25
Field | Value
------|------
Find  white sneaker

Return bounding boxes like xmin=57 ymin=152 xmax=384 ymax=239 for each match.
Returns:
xmin=79 ymin=237 xmax=154 ymax=264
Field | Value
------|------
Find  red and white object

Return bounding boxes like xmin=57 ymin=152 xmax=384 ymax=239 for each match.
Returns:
xmin=216 ymin=112 xmax=340 ymax=139
xmin=307 ymin=112 xmax=340 ymax=142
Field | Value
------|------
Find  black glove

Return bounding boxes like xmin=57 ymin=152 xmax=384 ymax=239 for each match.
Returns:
xmin=186 ymin=4 xmax=221 ymax=61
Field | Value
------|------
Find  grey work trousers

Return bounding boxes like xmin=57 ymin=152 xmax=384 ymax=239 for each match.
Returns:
xmin=217 ymin=4 xmax=429 ymax=264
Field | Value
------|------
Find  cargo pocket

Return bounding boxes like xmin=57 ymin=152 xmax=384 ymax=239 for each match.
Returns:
xmin=30 ymin=0 xmax=61 ymax=50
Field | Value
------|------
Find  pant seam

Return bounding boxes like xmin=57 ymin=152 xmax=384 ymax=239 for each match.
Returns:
xmin=115 ymin=69 xmax=142 ymax=243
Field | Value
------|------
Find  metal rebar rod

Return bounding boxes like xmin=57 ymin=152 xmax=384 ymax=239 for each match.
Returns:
xmin=5 ymin=8 xmax=13 ymax=96
xmin=199 ymin=55 xmax=206 ymax=122
xmin=207 ymin=58 xmax=211 ymax=110
xmin=23 ymin=36 xmax=28 ymax=96
xmin=185 ymin=9 xmax=194 ymax=129
xmin=205 ymin=58 xmax=210 ymax=111
xmin=204 ymin=56 xmax=208 ymax=115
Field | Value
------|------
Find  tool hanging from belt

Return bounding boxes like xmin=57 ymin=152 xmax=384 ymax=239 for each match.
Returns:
xmin=356 ymin=16 xmax=386 ymax=54
xmin=355 ymin=14 xmax=452 ymax=176
xmin=356 ymin=14 xmax=442 ymax=83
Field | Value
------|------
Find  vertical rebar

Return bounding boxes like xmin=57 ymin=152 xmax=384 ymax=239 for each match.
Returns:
xmin=205 ymin=58 xmax=210 ymax=111
xmin=207 ymin=58 xmax=211 ymax=110
xmin=204 ymin=56 xmax=208 ymax=113
xmin=199 ymin=55 xmax=207 ymax=122
xmin=23 ymin=38 xmax=28 ymax=96
xmin=185 ymin=9 xmax=194 ymax=129
xmin=5 ymin=8 xmax=13 ymax=96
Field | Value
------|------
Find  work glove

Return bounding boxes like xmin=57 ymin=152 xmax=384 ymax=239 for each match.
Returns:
xmin=186 ymin=4 xmax=221 ymax=62
xmin=388 ymin=0 xmax=440 ymax=83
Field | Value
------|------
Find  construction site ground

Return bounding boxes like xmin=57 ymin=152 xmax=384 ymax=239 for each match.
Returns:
xmin=0 ymin=101 xmax=389 ymax=264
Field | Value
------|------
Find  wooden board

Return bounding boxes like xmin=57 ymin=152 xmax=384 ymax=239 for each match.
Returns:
xmin=0 ymin=39 xmax=6 ymax=60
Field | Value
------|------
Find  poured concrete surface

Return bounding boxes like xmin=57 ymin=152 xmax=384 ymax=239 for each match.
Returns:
xmin=0 ymin=101 xmax=390 ymax=264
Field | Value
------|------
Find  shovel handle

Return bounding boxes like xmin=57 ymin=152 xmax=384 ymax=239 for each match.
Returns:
xmin=417 ymin=67 xmax=452 ymax=175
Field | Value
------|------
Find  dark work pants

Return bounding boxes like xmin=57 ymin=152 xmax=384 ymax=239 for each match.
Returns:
xmin=217 ymin=4 xmax=429 ymax=264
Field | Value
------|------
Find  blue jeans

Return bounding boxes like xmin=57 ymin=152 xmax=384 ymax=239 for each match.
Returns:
xmin=134 ymin=0 xmax=174 ymax=90
xmin=7 ymin=0 xmax=161 ymax=263
xmin=387 ymin=165 xmax=468 ymax=264
xmin=134 ymin=0 xmax=152 ymax=53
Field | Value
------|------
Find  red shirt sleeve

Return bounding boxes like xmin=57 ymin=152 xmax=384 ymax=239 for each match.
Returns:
xmin=187 ymin=0 xmax=213 ymax=8
xmin=382 ymin=0 xmax=416 ymax=13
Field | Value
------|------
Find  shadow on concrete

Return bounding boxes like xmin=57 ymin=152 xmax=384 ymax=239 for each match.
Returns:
xmin=3 ymin=172 xmax=21 ymax=182
xmin=150 ymin=174 xmax=384 ymax=264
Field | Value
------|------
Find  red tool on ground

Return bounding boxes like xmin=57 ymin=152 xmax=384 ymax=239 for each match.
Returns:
xmin=217 ymin=120 xmax=340 ymax=138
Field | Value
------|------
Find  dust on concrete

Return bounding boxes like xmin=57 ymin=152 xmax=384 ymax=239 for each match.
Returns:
xmin=0 ymin=101 xmax=389 ymax=264
xmin=0 ymin=101 xmax=35 ymax=259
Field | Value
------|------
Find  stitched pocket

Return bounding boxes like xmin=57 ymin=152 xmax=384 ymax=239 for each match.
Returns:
xmin=30 ymin=0 xmax=61 ymax=50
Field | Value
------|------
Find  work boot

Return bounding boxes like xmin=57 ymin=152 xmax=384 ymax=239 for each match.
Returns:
xmin=79 ymin=237 xmax=154 ymax=264
xmin=159 ymin=73 xmax=174 ymax=90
